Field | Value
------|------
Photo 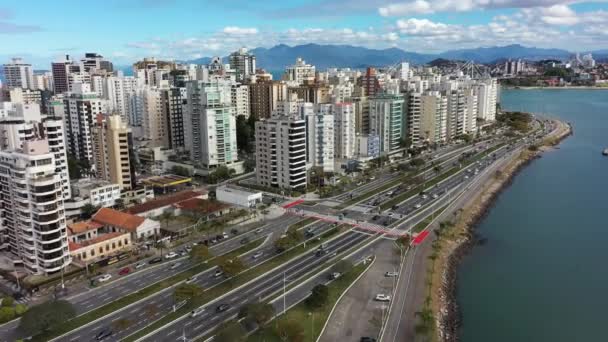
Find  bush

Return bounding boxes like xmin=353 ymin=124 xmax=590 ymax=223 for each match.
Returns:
xmin=1 ymin=296 xmax=14 ymax=307
xmin=19 ymin=300 xmax=76 ymax=335
xmin=14 ymin=304 xmax=27 ymax=315
xmin=0 ymin=307 xmax=15 ymax=323
xmin=305 ymin=284 xmax=329 ymax=309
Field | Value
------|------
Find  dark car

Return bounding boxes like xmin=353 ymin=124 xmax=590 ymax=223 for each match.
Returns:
xmin=360 ymin=337 xmax=377 ymax=342
xmin=316 ymin=249 xmax=328 ymax=257
xmin=148 ymin=257 xmax=162 ymax=264
xmin=240 ymin=237 xmax=250 ymax=245
xmin=118 ymin=267 xmax=131 ymax=276
xmin=216 ymin=303 xmax=230 ymax=312
xmin=96 ymin=328 xmax=113 ymax=341
xmin=231 ymin=228 xmax=239 ymax=235
xmin=275 ymin=246 xmax=285 ymax=254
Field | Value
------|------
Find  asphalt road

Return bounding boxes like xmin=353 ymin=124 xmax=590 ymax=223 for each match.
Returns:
xmin=51 ymin=215 xmax=312 ymax=342
xmin=141 ymin=230 xmax=371 ymax=341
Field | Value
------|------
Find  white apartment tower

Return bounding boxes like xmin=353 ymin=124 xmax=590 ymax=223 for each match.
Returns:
xmin=333 ymin=102 xmax=356 ymax=160
xmin=0 ymin=139 xmax=71 ymax=274
xmin=229 ymin=48 xmax=256 ymax=82
xmin=92 ymin=115 xmax=136 ymax=190
xmin=255 ymin=117 xmax=307 ymax=190
xmin=407 ymin=92 xmax=422 ymax=147
xmin=185 ymin=80 xmax=238 ymax=169
xmin=2 ymin=58 xmax=34 ymax=89
xmin=477 ymin=78 xmax=498 ymax=122
xmin=305 ymin=104 xmax=335 ymax=172
xmin=284 ymin=58 xmax=316 ymax=84
xmin=231 ymin=83 xmax=251 ymax=118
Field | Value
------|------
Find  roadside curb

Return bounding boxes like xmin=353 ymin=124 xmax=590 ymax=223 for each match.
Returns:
xmin=315 ymin=255 xmax=376 ymax=342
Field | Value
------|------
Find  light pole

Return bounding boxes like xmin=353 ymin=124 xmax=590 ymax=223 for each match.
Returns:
xmin=283 ymin=272 xmax=286 ymax=315
xmin=12 ymin=262 xmax=20 ymax=291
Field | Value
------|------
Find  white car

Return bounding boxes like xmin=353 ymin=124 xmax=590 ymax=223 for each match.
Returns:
xmin=375 ymin=294 xmax=391 ymax=302
xmin=190 ymin=307 xmax=205 ymax=318
xmin=170 ymin=262 xmax=181 ymax=270
xmin=464 ymin=175 xmax=470 ymax=179
xmin=414 ymin=203 xmax=422 ymax=209
xmin=165 ymin=252 xmax=178 ymax=259
xmin=185 ymin=275 xmax=198 ymax=284
xmin=432 ymin=193 xmax=439 ymax=199
xmin=421 ymin=195 xmax=428 ymax=200
xmin=252 ymin=251 xmax=263 ymax=259
xmin=385 ymin=271 xmax=398 ymax=277
xmin=97 ymin=274 xmax=112 ymax=282
xmin=134 ymin=262 xmax=146 ymax=269
xmin=222 ymin=232 xmax=229 ymax=239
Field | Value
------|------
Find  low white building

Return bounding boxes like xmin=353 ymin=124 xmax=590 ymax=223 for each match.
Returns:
xmin=72 ymin=179 xmax=122 ymax=208
xmin=216 ymin=186 xmax=262 ymax=208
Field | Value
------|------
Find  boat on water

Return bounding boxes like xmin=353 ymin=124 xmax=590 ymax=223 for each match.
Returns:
xmin=603 ymin=148 xmax=608 ymax=156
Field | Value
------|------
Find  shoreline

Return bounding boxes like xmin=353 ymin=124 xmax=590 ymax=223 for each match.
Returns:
xmin=432 ymin=120 xmax=573 ymax=342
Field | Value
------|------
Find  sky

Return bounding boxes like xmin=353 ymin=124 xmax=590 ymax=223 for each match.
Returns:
xmin=1 ymin=0 xmax=608 ymax=68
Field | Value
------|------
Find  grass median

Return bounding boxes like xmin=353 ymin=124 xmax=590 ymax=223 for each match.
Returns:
xmin=122 ymin=226 xmax=344 ymax=342
xmin=380 ymin=143 xmax=506 ymax=211
xmin=29 ymin=239 xmax=263 ymax=342
xmin=412 ymin=205 xmax=449 ymax=233
xmin=247 ymin=257 xmax=374 ymax=342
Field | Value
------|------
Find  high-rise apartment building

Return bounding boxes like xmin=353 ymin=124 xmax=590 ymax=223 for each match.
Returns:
xmin=255 ymin=117 xmax=307 ymax=190
xmin=185 ymin=80 xmax=238 ymax=169
xmin=161 ymin=87 xmax=186 ymax=150
xmin=421 ymin=91 xmax=448 ymax=145
xmin=0 ymin=103 xmax=71 ymax=200
xmin=0 ymin=139 xmax=71 ymax=274
xmin=369 ymin=94 xmax=405 ymax=153
xmin=333 ymin=102 xmax=356 ymax=160
xmin=476 ymin=78 xmax=498 ymax=122
xmin=406 ymin=92 xmax=422 ymax=147
xmin=229 ymin=48 xmax=256 ymax=82
xmin=63 ymin=83 xmax=103 ymax=166
xmin=305 ymin=104 xmax=335 ymax=172
xmin=231 ymin=83 xmax=250 ymax=118
xmin=2 ymin=58 xmax=34 ymax=89
xmin=52 ymin=55 xmax=80 ymax=94
xmin=141 ymin=86 xmax=169 ymax=148
xmin=249 ymin=80 xmax=288 ymax=119
xmin=81 ymin=53 xmax=113 ymax=73
xmin=284 ymin=58 xmax=316 ymax=84
xmin=92 ymin=115 xmax=136 ymax=190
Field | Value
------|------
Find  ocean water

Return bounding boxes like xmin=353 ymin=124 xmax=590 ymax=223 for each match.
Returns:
xmin=457 ymin=89 xmax=608 ymax=342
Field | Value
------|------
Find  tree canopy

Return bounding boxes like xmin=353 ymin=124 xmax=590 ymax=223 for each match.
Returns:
xmin=189 ymin=245 xmax=211 ymax=262
xmin=173 ymin=283 xmax=204 ymax=303
xmin=215 ymin=320 xmax=246 ymax=342
xmin=305 ymin=284 xmax=329 ymax=309
xmin=19 ymin=300 xmax=76 ymax=335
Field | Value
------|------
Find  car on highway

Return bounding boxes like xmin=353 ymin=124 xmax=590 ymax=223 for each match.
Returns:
xmin=231 ymin=228 xmax=239 ymax=235
xmin=432 ymin=193 xmax=439 ymax=199
xmin=464 ymin=175 xmax=470 ymax=179
xmin=385 ymin=271 xmax=398 ymax=277
xmin=414 ymin=203 xmax=422 ymax=209
xmin=240 ymin=237 xmax=250 ymax=244
xmin=222 ymin=232 xmax=229 ymax=239
xmin=315 ymin=249 xmax=328 ymax=257
xmin=421 ymin=194 xmax=428 ymax=200
xmin=118 ymin=267 xmax=131 ymax=276
xmin=375 ymin=294 xmax=391 ymax=302
xmin=190 ymin=307 xmax=205 ymax=318
xmin=95 ymin=328 xmax=113 ymax=340
xmin=252 ymin=251 xmax=263 ymax=259
xmin=169 ymin=262 xmax=181 ymax=270
xmin=97 ymin=274 xmax=112 ymax=282
xmin=360 ymin=337 xmax=377 ymax=342
xmin=149 ymin=257 xmax=163 ymax=264
xmin=135 ymin=262 xmax=146 ymax=269
xmin=216 ymin=303 xmax=230 ymax=312
xmin=179 ymin=250 xmax=188 ymax=257
xmin=214 ymin=269 xmax=224 ymax=277
xmin=255 ymin=228 xmax=263 ymax=234
xmin=165 ymin=252 xmax=178 ymax=259
xmin=328 ymin=272 xmax=341 ymax=280
xmin=185 ymin=275 xmax=198 ymax=284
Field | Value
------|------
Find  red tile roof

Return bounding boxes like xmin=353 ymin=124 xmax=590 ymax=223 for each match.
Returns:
xmin=67 ymin=220 xmax=104 ymax=235
xmin=92 ymin=207 xmax=145 ymax=232
xmin=125 ymin=190 xmax=204 ymax=215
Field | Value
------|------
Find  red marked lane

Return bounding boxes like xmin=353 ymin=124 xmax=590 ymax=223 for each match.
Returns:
xmin=282 ymin=199 xmax=305 ymax=209
xmin=412 ymin=230 xmax=430 ymax=245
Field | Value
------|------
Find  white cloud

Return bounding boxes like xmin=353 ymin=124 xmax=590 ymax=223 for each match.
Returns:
xmin=222 ymin=26 xmax=258 ymax=35
xmin=379 ymin=0 xmax=607 ymax=16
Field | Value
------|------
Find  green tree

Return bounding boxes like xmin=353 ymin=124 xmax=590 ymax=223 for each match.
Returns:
xmin=305 ymin=284 xmax=329 ymax=309
xmin=171 ymin=165 xmax=191 ymax=177
xmin=396 ymin=234 xmax=410 ymax=247
xmin=173 ymin=283 xmax=203 ymax=302
xmin=19 ymin=300 xmax=75 ymax=335
xmin=111 ymin=318 xmax=133 ymax=333
xmin=1 ymin=297 xmax=14 ymax=307
xmin=189 ymin=245 xmax=211 ymax=262
xmin=236 ymin=115 xmax=254 ymax=153
xmin=242 ymin=302 xmax=275 ymax=326
xmin=277 ymin=318 xmax=305 ymax=342
xmin=80 ymin=203 xmax=99 ymax=219
xmin=14 ymin=304 xmax=27 ymax=316
xmin=215 ymin=320 xmax=246 ymax=342
xmin=0 ymin=307 xmax=15 ymax=323
xmin=217 ymin=256 xmax=245 ymax=277
xmin=67 ymin=155 xmax=90 ymax=180
xmin=114 ymin=198 xmax=125 ymax=211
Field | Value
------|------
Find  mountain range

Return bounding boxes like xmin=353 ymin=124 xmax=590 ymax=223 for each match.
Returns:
xmin=187 ymin=43 xmax=607 ymax=71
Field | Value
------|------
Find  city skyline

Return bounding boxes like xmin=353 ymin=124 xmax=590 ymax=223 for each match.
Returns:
xmin=1 ymin=0 xmax=608 ymax=67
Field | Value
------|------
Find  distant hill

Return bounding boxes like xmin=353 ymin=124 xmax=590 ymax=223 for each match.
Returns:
xmin=439 ymin=44 xmax=571 ymax=63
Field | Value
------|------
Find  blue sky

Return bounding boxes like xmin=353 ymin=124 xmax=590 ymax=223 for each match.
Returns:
xmin=1 ymin=0 xmax=607 ymax=67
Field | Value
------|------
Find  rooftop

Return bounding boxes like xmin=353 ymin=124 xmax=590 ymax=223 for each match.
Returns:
xmin=140 ymin=174 xmax=192 ymax=187
xmin=68 ymin=232 xmax=127 ymax=251
xmin=92 ymin=207 xmax=145 ymax=232
xmin=125 ymin=190 xmax=204 ymax=215
xmin=173 ymin=198 xmax=230 ymax=214
xmin=67 ymin=220 xmax=104 ymax=235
